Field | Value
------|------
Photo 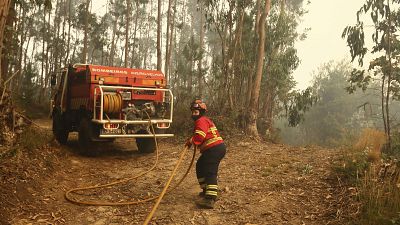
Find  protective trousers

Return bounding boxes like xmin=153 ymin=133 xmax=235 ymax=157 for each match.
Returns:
xmin=196 ymin=143 xmax=226 ymax=200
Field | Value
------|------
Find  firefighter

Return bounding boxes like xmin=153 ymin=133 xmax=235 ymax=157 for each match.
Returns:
xmin=185 ymin=99 xmax=226 ymax=209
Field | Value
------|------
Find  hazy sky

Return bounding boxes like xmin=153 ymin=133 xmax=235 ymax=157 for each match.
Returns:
xmin=294 ymin=0 xmax=367 ymax=89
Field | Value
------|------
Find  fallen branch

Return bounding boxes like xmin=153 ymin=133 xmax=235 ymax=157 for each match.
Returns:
xmin=0 ymin=70 xmax=19 ymax=105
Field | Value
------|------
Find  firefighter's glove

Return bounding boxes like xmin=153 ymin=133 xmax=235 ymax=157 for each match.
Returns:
xmin=185 ymin=138 xmax=193 ymax=149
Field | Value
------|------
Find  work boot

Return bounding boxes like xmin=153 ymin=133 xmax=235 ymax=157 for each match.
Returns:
xmin=198 ymin=191 xmax=219 ymax=201
xmin=195 ymin=198 xmax=215 ymax=209
xmin=198 ymin=189 xmax=206 ymax=198
xmin=198 ymin=191 xmax=206 ymax=198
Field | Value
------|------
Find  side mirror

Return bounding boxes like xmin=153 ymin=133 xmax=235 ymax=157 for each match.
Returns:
xmin=50 ymin=73 xmax=56 ymax=86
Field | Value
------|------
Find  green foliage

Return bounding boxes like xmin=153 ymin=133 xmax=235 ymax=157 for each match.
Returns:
xmin=5 ymin=0 xmax=308 ymax=141
xmin=21 ymin=63 xmax=38 ymax=104
xmin=330 ymin=129 xmax=400 ymax=224
xmin=300 ymin=163 xmax=313 ymax=175
xmin=342 ymin=0 xmax=400 ymax=152
xmin=342 ymin=24 xmax=368 ymax=66
xmin=342 ymin=0 xmax=400 ymax=89
xmin=333 ymin=149 xmax=369 ymax=183
xmin=285 ymin=87 xmax=317 ymax=127
xmin=345 ymin=69 xmax=371 ymax=93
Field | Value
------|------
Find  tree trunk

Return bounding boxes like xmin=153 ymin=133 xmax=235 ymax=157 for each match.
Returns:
xmin=164 ymin=0 xmax=172 ymax=76
xmin=82 ymin=0 xmax=90 ymax=63
xmin=197 ymin=2 xmax=204 ymax=97
xmin=381 ymin=77 xmax=387 ymax=130
xmin=156 ymin=0 xmax=162 ymax=71
xmin=39 ymin=6 xmax=46 ymax=103
xmin=229 ymin=8 xmax=244 ymax=110
xmin=109 ymin=15 xmax=118 ymax=66
xmin=65 ymin=0 xmax=72 ymax=65
xmin=61 ymin=0 xmax=66 ymax=66
xmin=130 ymin=0 xmax=139 ymax=67
xmin=0 ymin=0 xmax=14 ymax=85
xmin=0 ymin=0 xmax=12 ymax=84
xmin=124 ymin=0 xmax=131 ymax=67
xmin=165 ymin=0 xmax=176 ymax=83
xmin=188 ymin=38 xmax=193 ymax=95
xmin=16 ymin=5 xmax=25 ymax=91
xmin=260 ymin=0 xmax=285 ymax=135
xmin=246 ymin=0 xmax=271 ymax=137
xmin=245 ymin=0 xmax=262 ymax=110
xmin=54 ymin=0 xmax=61 ymax=68
xmin=43 ymin=10 xmax=51 ymax=98
xmin=385 ymin=0 xmax=392 ymax=150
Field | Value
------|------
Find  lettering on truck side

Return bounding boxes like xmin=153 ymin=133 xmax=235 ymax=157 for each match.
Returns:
xmin=91 ymin=68 xmax=164 ymax=77
xmin=92 ymin=68 xmax=128 ymax=74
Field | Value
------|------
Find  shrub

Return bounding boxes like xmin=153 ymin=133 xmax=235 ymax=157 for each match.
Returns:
xmin=334 ymin=128 xmax=400 ymax=224
xmin=353 ymin=128 xmax=385 ymax=163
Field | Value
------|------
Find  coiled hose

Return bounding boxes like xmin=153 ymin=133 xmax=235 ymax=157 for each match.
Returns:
xmin=103 ymin=93 xmax=122 ymax=114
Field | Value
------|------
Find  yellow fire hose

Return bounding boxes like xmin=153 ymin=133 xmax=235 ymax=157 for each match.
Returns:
xmin=143 ymin=142 xmax=190 ymax=225
xmin=65 ymin=111 xmax=196 ymax=224
xmin=103 ymin=94 xmax=122 ymax=114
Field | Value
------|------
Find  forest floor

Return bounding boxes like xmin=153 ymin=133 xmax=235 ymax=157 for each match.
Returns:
xmin=0 ymin=120 xmax=357 ymax=225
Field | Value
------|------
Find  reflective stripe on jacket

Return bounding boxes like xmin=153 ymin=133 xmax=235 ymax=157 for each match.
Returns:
xmin=191 ymin=116 xmax=224 ymax=152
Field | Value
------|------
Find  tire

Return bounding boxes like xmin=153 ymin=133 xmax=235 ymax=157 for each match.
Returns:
xmin=78 ymin=118 xmax=95 ymax=153
xmin=52 ymin=110 xmax=69 ymax=145
xmin=103 ymin=138 xmax=116 ymax=143
xmin=136 ymin=129 xmax=156 ymax=153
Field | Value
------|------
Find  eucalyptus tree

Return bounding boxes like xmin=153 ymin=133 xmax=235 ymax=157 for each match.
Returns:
xmin=0 ymin=0 xmax=12 ymax=84
xmin=246 ymin=0 xmax=271 ymax=137
xmin=342 ymin=0 xmax=400 ymax=150
xmin=124 ymin=0 xmax=131 ymax=67
xmin=258 ymin=0 xmax=305 ymax=135
xmin=0 ymin=0 xmax=16 ymax=84
xmin=89 ymin=15 xmax=109 ymax=65
xmin=201 ymin=0 xmax=251 ymax=111
xmin=82 ymin=0 xmax=90 ymax=63
xmin=156 ymin=0 xmax=161 ymax=70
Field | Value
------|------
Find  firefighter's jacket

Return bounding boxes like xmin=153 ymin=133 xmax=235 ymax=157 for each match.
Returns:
xmin=191 ymin=116 xmax=224 ymax=153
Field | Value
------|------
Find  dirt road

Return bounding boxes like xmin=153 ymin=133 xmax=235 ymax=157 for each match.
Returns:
xmin=1 ymin=130 xmax=353 ymax=225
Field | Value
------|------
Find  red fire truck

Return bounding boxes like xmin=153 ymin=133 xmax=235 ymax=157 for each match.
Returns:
xmin=51 ymin=64 xmax=173 ymax=153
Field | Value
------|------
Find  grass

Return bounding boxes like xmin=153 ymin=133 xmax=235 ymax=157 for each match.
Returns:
xmin=357 ymin=163 xmax=400 ymax=225
xmin=301 ymin=163 xmax=313 ymax=175
xmin=353 ymin=128 xmax=385 ymax=163
xmin=334 ymin=128 xmax=400 ymax=224
xmin=262 ymin=166 xmax=274 ymax=177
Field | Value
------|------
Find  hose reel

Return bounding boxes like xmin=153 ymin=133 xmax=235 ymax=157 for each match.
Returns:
xmin=103 ymin=93 xmax=122 ymax=114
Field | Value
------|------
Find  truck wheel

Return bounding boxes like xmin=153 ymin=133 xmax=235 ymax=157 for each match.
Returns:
xmin=103 ymin=138 xmax=116 ymax=143
xmin=78 ymin=118 xmax=95 ymax=152
xmin=52 ymin=111 xmax=69 ymax=145
xmin=136 ymin=129 xmax=156 ymax=153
